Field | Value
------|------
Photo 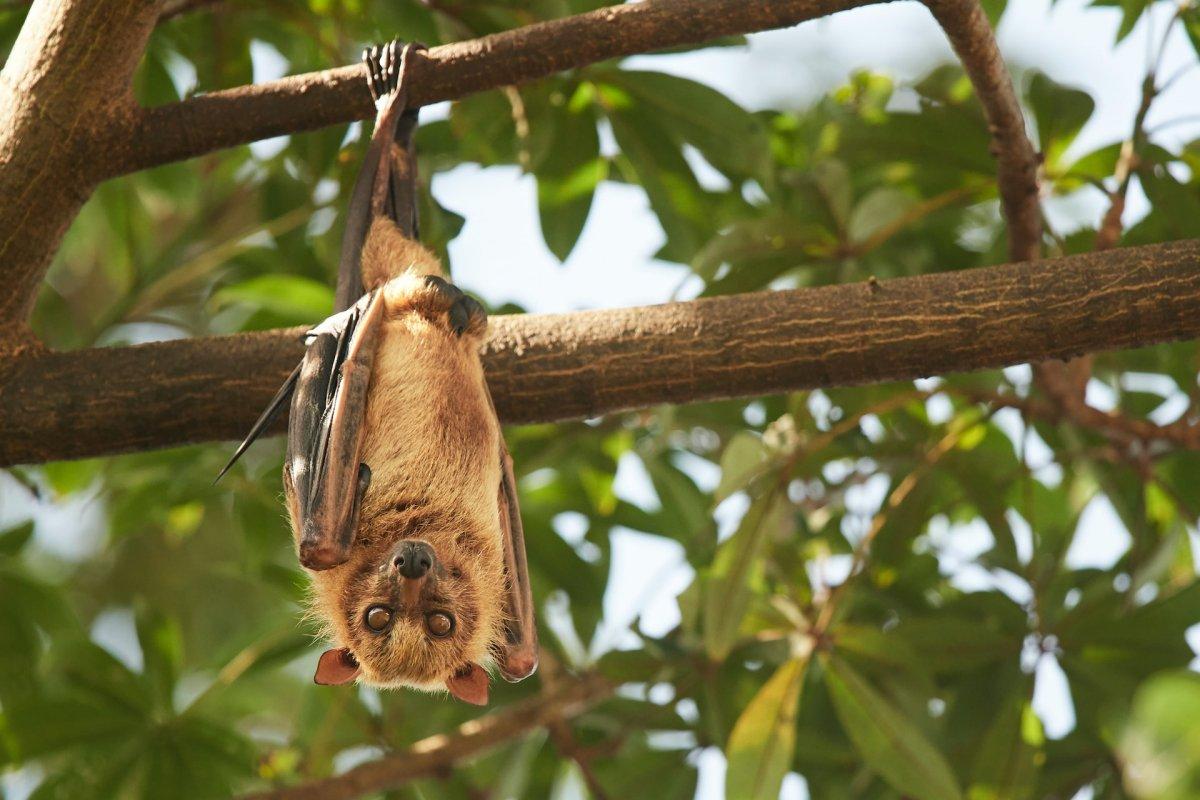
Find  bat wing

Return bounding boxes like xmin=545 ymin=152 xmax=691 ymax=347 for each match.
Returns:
xmin=495 ymin=429 xmax=539 ymax=681
xmin=214 ymin=361 xmax=301 ymax=484
xmin=222 ymin=42 xmax=422 ymax=560
xmin=287 ymin=290 xmax=385 ymax=570
xmin=294 ymin=41 xmax=422 ymax=570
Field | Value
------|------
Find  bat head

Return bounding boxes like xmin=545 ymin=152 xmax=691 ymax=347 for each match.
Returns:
xmin=306 ymin=505 xmax=510 ymax=705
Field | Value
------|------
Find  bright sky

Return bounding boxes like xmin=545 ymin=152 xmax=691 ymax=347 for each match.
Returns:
xmin=4 ymin=0 xmax=1200 ymax=797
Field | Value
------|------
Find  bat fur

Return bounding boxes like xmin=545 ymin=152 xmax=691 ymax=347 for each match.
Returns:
xmin=221 ymin=41 xmax=536 ymax=705
xmin=295 ymin=218 xmax=510 ymax=694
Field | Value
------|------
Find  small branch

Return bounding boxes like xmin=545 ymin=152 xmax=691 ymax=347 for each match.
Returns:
xmin=3 ymin=239 xmax=1200 ymax=466
xmin=238 ymin=673 xmax=613 ymax=800
xmin=112 ymin=0 xmax=887 ymax=175
xmin=924 ymin=0 xmax=1042 ymax=263
xmin=951 ymin=386 xmax=1200 ymax=452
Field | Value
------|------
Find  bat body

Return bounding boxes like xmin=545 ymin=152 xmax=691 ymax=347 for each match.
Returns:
xmin=223 ymin=42 xmax=536 ymax=705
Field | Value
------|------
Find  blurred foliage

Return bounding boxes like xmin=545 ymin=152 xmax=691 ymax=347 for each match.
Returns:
xmin=3 ymin=0 xmax=1200 ymax=798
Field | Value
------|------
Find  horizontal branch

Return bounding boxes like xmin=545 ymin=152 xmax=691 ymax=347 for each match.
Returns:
xmin=239 ymin=673 xmax=612 ymax=800
xmin=113 ymin=0 xmax=885 ymax=174
xmin=3 ymin=240 xmax=1199 ymax=466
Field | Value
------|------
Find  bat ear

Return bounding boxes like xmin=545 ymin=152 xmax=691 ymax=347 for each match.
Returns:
xmin=314 ymin=648 xmax=361 ymax=685
xmin=445 ymin=663 xmax=489 ymax=705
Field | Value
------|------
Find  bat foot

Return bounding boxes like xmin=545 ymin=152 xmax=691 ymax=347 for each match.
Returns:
xmin=419 ymin=275 xmax=487 ymax=337
xmin=362 ymin=40 xmax=403 ymax=108
xmin=363 ymin=38 xmax=424 ymax=110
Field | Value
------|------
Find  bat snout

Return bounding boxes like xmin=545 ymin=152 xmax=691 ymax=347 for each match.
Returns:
xmin=391 ymin=539 xmax=436 ymax=580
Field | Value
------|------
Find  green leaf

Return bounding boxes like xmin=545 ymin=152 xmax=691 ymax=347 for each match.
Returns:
xmin=1186 ymin=9 xmax=1200 ymax=59
xmin=811 ymin=160 xmax=853 ymax=229
xmin=607 ymin=92 xmax=710 ymax=263
xmin=714 ymin=432 xmax=772 ymax=505
xmin=703 ymin=490 xmax=792 ymax=659
xmin=980 ymin=0 xmax=1008 ymax=26
xmin=211 ymin=273 xmax=334 ymax=326
xmin=1117 ymin=671 xmax=1200 ymax=800
xmin=136 ymin=608 xmax=183 ymax=712
xmin=0 ymin=521 xmax=34 ymax=556
xmin=1026 ymin=72 xmax=1094 ymax=168
xmin=847 ymin=187 xmax=916 ymax=244
xmin=969 ymin=688 xmax=1042 ymax=799
xmin=534 ymin=98 xmax=605 ymax=261
xmin=726 ymin=654 xmax=809 ymax=800
xmin=897 ymin=615 xmax=1020 ymax=672
xmin=608 ymin=69 xmax=771 ymax=181
xmin=833 ymin=624 xmax=921 ymax=669
xmin=824 ymin=655 xmax=964 ymax=800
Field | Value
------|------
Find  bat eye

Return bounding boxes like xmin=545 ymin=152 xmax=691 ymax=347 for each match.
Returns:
xmin=426 ymin=611 xmax=454 ymax=638
xmin=365 ymin=605 xmax=393 ymax=632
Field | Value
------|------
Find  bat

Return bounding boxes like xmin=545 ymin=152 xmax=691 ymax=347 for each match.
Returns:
xmin=220 ymin=40 xmax=537 ymax=705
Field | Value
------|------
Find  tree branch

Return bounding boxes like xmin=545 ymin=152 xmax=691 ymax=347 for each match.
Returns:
xmin=111 ymin=0 xmax=888 ymax=176
xmin=0 ymin=0 xmax=160 ymax=333
xmin=238 ymin=673 xmax=613 ymax=800
xmin=3 ymin=240 xmax=1199 ymax=467
xmin=924 ymin=0 xmax=1041 ymax=262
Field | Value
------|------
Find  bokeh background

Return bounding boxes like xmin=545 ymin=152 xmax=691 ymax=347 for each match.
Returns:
xmin=3 ymin=0 xmax=1200 ymax=797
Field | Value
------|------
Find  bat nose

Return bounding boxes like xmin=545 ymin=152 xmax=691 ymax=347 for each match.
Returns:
xmin=392 ymin=540 xmax=435 ymax=579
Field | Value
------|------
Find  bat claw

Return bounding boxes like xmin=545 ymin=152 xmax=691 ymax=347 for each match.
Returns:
xmin=419 ymin=276 xmax=487 ymax=337
xmin=362 ymin=38 xmax=423 ymax=110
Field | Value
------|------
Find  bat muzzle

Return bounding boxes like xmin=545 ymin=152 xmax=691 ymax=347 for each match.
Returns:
xmin=391 ymin=539 xmax=436 ymax=608
xmin=391 ymin=539 xmax=435 ymax=579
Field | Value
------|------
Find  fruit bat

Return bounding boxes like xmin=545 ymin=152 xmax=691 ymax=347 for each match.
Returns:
xmin=219 ymin=40 xmax=537 ymax=705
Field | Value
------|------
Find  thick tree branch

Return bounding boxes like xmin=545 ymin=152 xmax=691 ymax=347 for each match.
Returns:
xmin=239 ymin=673 xmax=613 ymax=800
xmin=0 ymin=0 xmax=160 ymax=333
xmin=2 ymin=240 xmax=1199 ymax=467
xmin=112 ymin=0 xmax=887 ymax=176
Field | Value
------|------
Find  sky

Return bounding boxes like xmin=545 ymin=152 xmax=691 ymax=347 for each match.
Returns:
xmin=4 ymin=0 xmax=1200 ymax=797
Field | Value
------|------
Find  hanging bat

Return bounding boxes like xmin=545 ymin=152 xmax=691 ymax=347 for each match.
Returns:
xmin=219 ymin=40 xmax=537 ymax=705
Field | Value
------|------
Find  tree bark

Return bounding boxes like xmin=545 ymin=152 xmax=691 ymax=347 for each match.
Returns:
xmin=0 ymin=0 xmax=160 ymax=331
xmin=3 ymin=239 xmax=1199 ymax=467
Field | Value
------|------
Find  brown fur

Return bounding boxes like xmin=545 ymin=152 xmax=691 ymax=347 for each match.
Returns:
xmin=296 ymin=217 xmax=507 ymax=691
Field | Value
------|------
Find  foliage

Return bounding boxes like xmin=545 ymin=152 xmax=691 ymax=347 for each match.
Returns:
xmin=3 ymin=0 xmax=1200 ymax=798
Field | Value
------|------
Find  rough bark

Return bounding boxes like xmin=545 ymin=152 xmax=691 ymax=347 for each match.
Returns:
xmin=113 ymin=0 xmax=887 ymax=175
xmin=3 ymin=239 xmax=1199 ymax=467
xmin=0 ymin=0 xmax=160 ymax=331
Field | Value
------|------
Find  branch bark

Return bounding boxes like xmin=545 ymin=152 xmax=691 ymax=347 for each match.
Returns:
xmin=112 ymin=0 xmax=887 ymax=176
xmin=3 ymin=240 xmax=1199 ymax=467
xmin=238 ymin=673 xmax=613 ymax=800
